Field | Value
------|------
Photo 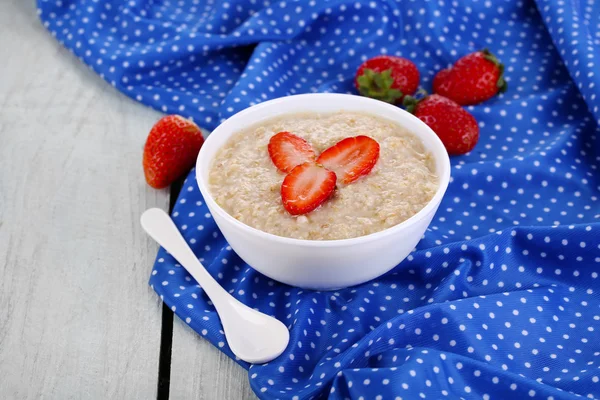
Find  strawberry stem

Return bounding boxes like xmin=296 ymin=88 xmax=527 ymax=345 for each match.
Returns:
xmin=403 ymin=96 xmax=417 ymax=114
xmin=402 ymin=88 xmax=428 ymax=114
xmin=356 ymin=68 xmax=404 ymax=104
xmin=482 ymin=48 xmax=508 ymax=94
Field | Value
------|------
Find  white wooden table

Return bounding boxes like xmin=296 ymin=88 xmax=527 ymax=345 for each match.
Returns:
xmin=0 ymin=1 xmax=255 ymax=398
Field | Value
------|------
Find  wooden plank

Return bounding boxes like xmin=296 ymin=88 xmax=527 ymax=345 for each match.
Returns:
xmin=170 ymin=317 xmax=257 ymax=400
xmin=165 ymin=120 xmax=255 ymax=398
xmin=0 ymin=1 xmax=168 ymax=398
xmin=161 ymin=180 xmax=255 ymax=399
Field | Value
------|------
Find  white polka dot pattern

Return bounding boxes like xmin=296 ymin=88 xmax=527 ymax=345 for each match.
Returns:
xmin=38 ymin=0 xmax=600 ymax=399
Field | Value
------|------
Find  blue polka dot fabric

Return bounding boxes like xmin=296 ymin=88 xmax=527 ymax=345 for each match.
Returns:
xmin=39 ymin=0 xmax=600 ymax=398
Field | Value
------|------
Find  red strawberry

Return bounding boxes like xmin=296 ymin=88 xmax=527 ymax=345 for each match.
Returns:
xmin=281 ymin=163 xmax=337 ymax=215
xmin=405 ymin=94 xmax=479 ymax=155
xmin=355 ymin=56 xmax=420 ymax=104
xmin=143 ymin=115 xmax=205 ymax=189
xmin=433 ymin=49 xmax=507 ymax=106
xmin=268 ymin=131 xmax=316 ymax=173
xmin=316 ymin=136 xmax=380 ymax=184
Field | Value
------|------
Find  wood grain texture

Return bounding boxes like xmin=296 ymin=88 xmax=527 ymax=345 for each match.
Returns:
xmin=170 ymin=317 xmax=257 ymax=400
xmin=0 ymin=0 xmax=167 ymax=398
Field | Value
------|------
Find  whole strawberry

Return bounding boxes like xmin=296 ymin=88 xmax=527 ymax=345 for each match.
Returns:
xmin=433 ymin=49 xmax=507 ymax=106
xmin=355 ymin=55 xmax=419 ymax=104
xmin=143 ymin=115 xmax=205 ymax=189
xmin=405 ymin=94 xmax=479 ymax=155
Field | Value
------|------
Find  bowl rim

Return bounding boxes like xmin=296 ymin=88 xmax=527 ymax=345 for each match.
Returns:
xmin=196 ymin=93 xmax=451 ymax=248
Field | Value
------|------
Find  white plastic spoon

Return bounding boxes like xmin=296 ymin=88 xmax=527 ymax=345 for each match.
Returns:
xmin=141 ymin=208 xmax=290 ymax=364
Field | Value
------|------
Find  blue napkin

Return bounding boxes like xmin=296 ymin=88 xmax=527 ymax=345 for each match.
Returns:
xmin=39 ymin=0 xmax=600 ymax=398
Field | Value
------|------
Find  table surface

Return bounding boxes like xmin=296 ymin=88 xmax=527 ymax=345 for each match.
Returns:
xmin=0 ymin=1 xmax=255 ymax=398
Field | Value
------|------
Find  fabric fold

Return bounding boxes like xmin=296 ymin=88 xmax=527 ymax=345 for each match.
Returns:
xmin=39 ymin=0 xmax=600 ymax=398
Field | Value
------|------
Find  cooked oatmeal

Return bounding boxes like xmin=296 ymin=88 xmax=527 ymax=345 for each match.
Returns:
xmin=209 ymin=111 xmax=439 ymax=240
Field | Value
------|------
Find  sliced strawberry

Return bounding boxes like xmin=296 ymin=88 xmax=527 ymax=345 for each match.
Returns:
xmin=281 ymin=163 xmax=337 ymax=215
xmin=316 ymin=136 xmax=380 ymax=184
xmin=268 ymin=131 xmax=316 ymax=173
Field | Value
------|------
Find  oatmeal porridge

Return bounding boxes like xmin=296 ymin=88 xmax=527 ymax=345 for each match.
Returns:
xmin=209 ymin=111 xmax=439 ymax=240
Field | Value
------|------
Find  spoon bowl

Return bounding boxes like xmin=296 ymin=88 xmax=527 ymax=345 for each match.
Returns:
xmin=218 ymin=297 xmax=290 ymax=364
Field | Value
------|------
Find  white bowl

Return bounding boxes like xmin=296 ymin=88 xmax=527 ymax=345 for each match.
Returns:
xmin=196 ymin=94 xmax=451 ymax=290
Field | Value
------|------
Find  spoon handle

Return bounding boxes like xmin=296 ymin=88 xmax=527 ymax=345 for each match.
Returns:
xmin=140 ymin=208 xmax=227 ymax=299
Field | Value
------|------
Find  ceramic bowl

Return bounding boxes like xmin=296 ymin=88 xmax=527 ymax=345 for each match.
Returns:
xmin=196 ymin=93 xmax=451 ymax=290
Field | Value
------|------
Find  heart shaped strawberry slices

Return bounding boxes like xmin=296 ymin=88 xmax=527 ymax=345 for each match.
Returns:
xmin=268 ymin=132 xmax=380 ymax=215
xmin=268 ymin=131 xmax=316 ymax=173
xmin=316 ymin=135 xmax=380 ymax=184
xmin=281 ymin=163 xmax=337 ymax=215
